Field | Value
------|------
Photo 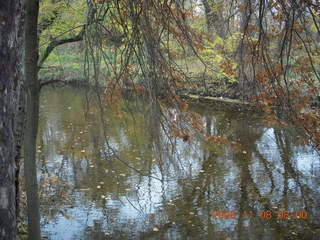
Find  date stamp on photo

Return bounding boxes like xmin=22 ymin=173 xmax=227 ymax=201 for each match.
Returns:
xmin=210 ymin=210 xmax=308 ymax=220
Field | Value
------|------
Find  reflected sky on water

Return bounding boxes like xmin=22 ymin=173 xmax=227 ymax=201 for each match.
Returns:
xmin=35 ymin=87 xmax=320 ymax=240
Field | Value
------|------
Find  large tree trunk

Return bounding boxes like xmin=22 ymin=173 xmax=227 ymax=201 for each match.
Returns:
xmin=0 ymin=0 xmax=24 ymax=239
xmin=236 ymin=0 xmax=257 ymax=99
xmin=201 ymin=0 xmax=226 ymax=39
xmin=24 ymin=0 xmax=41 ymax=239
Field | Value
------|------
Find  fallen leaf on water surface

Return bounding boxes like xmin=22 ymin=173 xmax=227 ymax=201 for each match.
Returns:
xmin=61 ymin=213 xmax=72 ymax=220
xmin=153 ymin=227 xmax=159 ymax=232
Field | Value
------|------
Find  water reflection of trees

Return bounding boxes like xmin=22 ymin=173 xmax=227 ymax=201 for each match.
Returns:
xmin=37 ymin=89 xmax=319 ymax=239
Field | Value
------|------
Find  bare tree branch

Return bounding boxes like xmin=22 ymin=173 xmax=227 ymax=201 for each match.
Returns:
xmin=39 ymin=79 xmax=68 ymax=89
xmin=38 ymin=28 xmax=85 ymax=68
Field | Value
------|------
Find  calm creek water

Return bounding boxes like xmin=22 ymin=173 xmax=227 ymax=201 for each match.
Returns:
xmin=36 ymin=87 xmax=319 ymax=240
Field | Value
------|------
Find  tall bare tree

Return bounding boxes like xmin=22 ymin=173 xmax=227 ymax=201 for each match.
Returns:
xmin=23 ymin=0 xmax=41 ymax=238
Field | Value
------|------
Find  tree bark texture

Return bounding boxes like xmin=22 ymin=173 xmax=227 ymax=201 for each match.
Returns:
xmin=236 ymin=0 xmax=257 ymax=98
xmin=202 ymin=0 xmax=226 ymax=39
xmin=0 ymin=0 xmax=24 ymax=239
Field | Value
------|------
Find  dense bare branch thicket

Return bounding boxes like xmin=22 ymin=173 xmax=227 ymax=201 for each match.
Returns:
xmin=82 ymin=0 xmax=319 ymax=149
xmin=236 ymin=0 xmax=320 ymax=148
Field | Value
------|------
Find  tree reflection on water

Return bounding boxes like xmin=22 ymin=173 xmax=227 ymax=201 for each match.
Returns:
xmin=34 ymin=88 xmax=320 ymax=240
